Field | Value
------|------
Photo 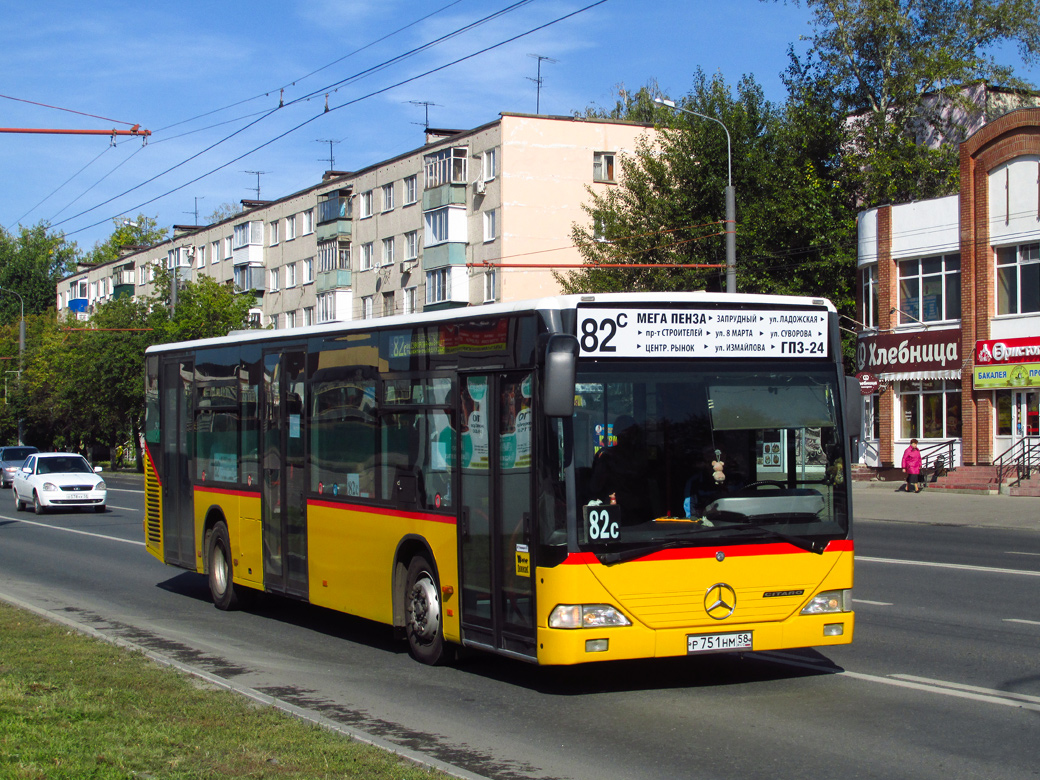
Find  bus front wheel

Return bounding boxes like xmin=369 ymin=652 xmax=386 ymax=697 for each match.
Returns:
xmin=405 ymin=554 xmax=453 ymax=665
xmin=208 ymin=522 xmax=244 ymax=611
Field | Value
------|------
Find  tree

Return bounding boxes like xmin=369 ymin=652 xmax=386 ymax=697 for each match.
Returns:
xmin=206 ymin=202 xmax=243 ymax=223
xmin=149 ymin=267 xmax=257 ymax=342
xmin=0 ymin=223 xmax=78 ymax=320
xmin=562 ymin=71 xmax=857 ymax=313
xmin=780 ymin=0 xmax=1040 ymax=205
xmin=83 ymin=215 xmax=168 ymax=266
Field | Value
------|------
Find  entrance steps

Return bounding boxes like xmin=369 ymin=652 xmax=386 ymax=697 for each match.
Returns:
xmin=1009 ymin=472 xmax=1040 ymax=497
xmin=928 ymin=465 xmax=1001 ymax=495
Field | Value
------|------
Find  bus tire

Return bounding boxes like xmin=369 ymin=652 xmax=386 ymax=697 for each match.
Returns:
xmin=404 ymin=554 xmax=453 ymax=665
xmin=208 ymin=522 xmax=243 ymax=611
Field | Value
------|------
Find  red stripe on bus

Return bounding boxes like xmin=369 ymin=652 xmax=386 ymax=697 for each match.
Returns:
xmin=308 ymin=499 xmax=457 ymax=525
xmin=562 ymin=539 xmax=854 ymax=565
xmin=143 ymin=443 xmax=162 ymax=487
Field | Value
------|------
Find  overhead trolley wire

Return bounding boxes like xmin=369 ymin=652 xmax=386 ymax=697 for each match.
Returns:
xmin=60 ymin=0 xmax=607 ymax=237
xmin=51 ymin=0 xmax=543 ymax=231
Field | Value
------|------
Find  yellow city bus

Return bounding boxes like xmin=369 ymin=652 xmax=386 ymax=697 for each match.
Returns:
xmin=143 ymin=292 xmax=857 ymax=665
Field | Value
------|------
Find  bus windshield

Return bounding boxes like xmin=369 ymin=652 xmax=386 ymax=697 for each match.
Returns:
xmin=571 ymin=362 xmax=848 ymax=558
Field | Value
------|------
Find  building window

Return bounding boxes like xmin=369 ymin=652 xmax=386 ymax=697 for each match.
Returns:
xmin=424 ymin=147 xmax=468 ymax=188
xmin=996 ymin=243 xmax=1040 ymax=315
xmin=382 ymin=183 xmax=395 ymax=212
xmin=362 ymin=295 xmax=374 ymax=320
xmin=382 ymin=237 xmax=395 ymax=266
xmin=303 ymin=257 xmax=314 ymax=283
xmin=359 ymin=190 xmax=373 ymax=218
xmin=897 ymin=254 xmax=960 ymax=324
xmin=860 ymin=263 xmax=878 ymax=328
xmin=303 ymin=209 xmax=314 ymax=234
xmin=270 ymin=314 xmax=279 ymax=329
xmin=404 ymin=175 xmax=418 ymax=205
xmin=863 ymin=394 xmax=880 ymax=440
xmin=269 ymin=268 xmax=280 ymax=292
xmin=195 ymin=245 xmax=205 ymax=269
xmin=403 ymin=286 xmax=417 ymax=315
xmin=317 ymin=292 xmax=335 ymax=323
xmin=383 ymin=291 xmax=395 ymax=317
xmin=483 ymin=209 xmax=497 ymax=242
xmin=405 ymin=231 xmax=419 ymax=260
xmin=286 ymin=262 xmax=297 ymax=288
xmin=234 ymin=222 xmax=262 ymax=249
xmin=593 ymin=152 xmax=616 ymax=183
xmin=484 ymin=269 xmax=497 ymax=302
xmin=360 ymin=242 xmax=373 ymax=271
xmin=425 ymin=208 xmax=449 ymax=245
xmin=269 ymin=220 xmax=280 ymax=246
xmin=427 ymin=268 xmax=449 ymax=304
xmin=304 ymin=306 xmax=315 ymax=326
xmin=286 ymin=214 xmax=297 ymax=241
xmin=897 ymin=380 xmax=962 ymax=440
xmin=224 ymin=236 xmax=233 ymax=258
xmin=286 ymin=310 xmax=298 ymax=328
xmin=483 ymin=148 xmax=498 ymax=180
xmin=211 ymin=240 xmax=220 ymax=264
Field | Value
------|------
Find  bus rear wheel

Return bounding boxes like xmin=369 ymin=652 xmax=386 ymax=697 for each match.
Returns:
xmin=405 ymin=554 xmax=453 ymax=665
xmin=208 ymin=522 xmax=248 ymax=611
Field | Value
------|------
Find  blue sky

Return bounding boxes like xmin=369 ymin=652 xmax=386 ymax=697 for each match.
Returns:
xmin=0 ymin=1 xmax=856 ymax=251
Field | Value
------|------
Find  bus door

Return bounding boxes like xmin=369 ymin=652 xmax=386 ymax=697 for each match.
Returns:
xmin=458 ymin=371 xmax=536 ymax=659
xmin=160 ymin=357 xmax=196 ymax=569
xmin=261 ymin=348 xmax=308 ymax=598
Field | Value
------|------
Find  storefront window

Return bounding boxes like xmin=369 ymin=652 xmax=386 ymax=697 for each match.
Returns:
xmin=996 ymin=391 xmax=1014 ymax=436
xmin=897 ymin=380 xmax=961 ymax=439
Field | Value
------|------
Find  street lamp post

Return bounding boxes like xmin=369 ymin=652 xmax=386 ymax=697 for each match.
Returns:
xmin=0 ymin=285 xmax=26 ymax=443
xmin=654 ymin=97 xmax=736 ymax=293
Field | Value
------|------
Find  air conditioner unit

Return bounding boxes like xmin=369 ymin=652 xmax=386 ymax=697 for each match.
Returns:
xmin=474 ymin=179 xmax=486 ymax=194
xmin=400 ymin=260 xmax=417 ymax=273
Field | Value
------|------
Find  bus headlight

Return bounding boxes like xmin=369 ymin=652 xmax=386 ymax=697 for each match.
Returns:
xmin=549 ymin=604 xmax=632 ymax=629
xmin=800 ymin=589 xmax=852 ymax=615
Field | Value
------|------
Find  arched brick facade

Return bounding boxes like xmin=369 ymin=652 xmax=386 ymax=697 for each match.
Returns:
xmin=959 ymin=109 xmax=1040 ymax=463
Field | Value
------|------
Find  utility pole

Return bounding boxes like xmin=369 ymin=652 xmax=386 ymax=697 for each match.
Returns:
xmin=243 ymin=171 xmax=267 ymax=200
xmin=316 ymin=139 xmax=341 ymax=170
xmin=527 ymin=54 xmax=558 ymax=114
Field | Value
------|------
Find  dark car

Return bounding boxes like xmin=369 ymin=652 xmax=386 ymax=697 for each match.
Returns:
xmin=0 ymin=445 xmax=38 ymax=488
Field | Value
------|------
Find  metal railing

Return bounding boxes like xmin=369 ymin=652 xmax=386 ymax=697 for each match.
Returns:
xmin=994 ymin=436 xmax=1040 ymax=486
xmin=917 ymin=439 xmax=956 ymax=477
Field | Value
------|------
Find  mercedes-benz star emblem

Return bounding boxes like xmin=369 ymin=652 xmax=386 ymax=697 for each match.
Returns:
xmin=704 ymin=583 xmax=737 ymax=620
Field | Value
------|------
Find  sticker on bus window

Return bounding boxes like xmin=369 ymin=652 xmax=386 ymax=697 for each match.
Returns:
xmin=515 ymin=544 xmax=530 ymax=578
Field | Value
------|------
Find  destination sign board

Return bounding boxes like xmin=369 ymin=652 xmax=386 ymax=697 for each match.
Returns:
xmin=577 ymin=307 xmax=829 ymax=358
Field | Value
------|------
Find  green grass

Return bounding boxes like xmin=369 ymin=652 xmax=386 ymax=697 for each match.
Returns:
xmin=0 ymin=602 xmax=451 ymax=780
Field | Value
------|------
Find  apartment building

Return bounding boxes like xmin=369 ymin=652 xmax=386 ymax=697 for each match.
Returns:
xmin=855 ymin=107 xmax=1040 ymax=470
xmin=57 ymin=113 xmax=653 ymax=326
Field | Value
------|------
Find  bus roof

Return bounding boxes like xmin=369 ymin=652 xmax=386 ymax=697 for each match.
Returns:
xmin=145 ymin=291 xmax=836 ymax=355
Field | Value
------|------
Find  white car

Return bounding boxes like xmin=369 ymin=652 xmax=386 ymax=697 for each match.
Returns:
xmin=12 ymin=452 xmax=107 ymax=514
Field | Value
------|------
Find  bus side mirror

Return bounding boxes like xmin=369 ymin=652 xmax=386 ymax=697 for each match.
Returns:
xmin=845 ymin=376 xmax=863 ymax=441
xmin=544 ymin=335 xmax=579 ymax=418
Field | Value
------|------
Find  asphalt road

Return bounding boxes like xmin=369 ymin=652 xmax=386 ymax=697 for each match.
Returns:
xmin=1 ymin=475 xmax=1038 ymax=780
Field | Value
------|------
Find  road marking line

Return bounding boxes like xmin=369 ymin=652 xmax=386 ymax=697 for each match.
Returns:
xmin=756 ymin=653 xmax=1040 ymax=712
xmin=1 ymin=517 xmax=143 ymax=546
xmin=1003 ymin=618 xmax=1040 ymax=626
xmin=857 ymin=555 xmax=1040 ymax=577
xmin=852 ymin=599 xmax=893 ymax=606
xmin=1005 ymin=551 xmax=1040 ymax=557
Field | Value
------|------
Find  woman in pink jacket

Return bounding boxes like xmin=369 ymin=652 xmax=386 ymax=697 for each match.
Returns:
xmin=902 ymin=438 xmax=923 ymax=493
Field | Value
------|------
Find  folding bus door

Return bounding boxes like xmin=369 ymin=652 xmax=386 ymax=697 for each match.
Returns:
xmin=261 ymin=348 xmax=309 ymax=598
xmin=458 ymin=371 xmax=536 ymax=659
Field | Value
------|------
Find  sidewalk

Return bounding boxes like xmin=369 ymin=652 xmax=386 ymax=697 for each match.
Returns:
xmin=852 ymin=482 xmax=1039 ymax=531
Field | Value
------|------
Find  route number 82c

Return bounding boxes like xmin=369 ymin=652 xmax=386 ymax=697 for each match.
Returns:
xmin=580 ymin=314 xmax=627 ymax=353
xmin=587 ymin=508 xmax=620 ymax=540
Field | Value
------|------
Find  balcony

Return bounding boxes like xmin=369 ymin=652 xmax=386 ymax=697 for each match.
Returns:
xmin=423 ymin=242 xmax=466 ymax=270
xmin=317 ymin=196 xmax=353 ymax=242
xmin=316 ymin=268 xmax=352 ymax=293
xmin=317 ymin=218 xmax=352 ymax=243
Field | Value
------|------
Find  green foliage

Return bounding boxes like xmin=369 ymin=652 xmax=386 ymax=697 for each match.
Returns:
xmin=0 ymin=222 xmax=78 ymax=320
xmin=83 ymin=214 xmax=169 ymax=266
xmin=149 ymin=266 xmax=257 ymax=342
xmin=783 ymin=0 xmax=1040 ymax=205
xmin=562 ymin=70 xmax=857 ymax=317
